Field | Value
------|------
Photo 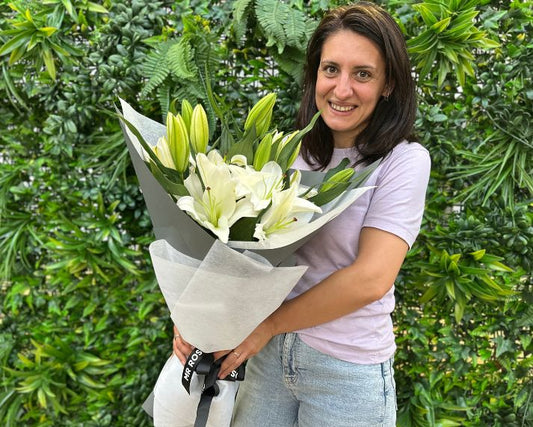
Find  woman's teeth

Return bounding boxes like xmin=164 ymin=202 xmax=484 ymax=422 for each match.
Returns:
xmin=330 ymin=103 xmax=355 ymax=112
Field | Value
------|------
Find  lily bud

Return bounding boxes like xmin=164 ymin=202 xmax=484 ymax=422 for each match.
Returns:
xmin=244 ymin=93 xmax=276 ymax=138
xmin=320 ymin=168 xmax=355 ymax=192
xmin=190 ymin=104 xmax=209 ymax=154
xmin=167 ymin=112 xmax=190 ymax=174
xmin=181 ymin=99 xmax=193 ymax=132
xmin=253 ymin=133 xmax=273 ymax=171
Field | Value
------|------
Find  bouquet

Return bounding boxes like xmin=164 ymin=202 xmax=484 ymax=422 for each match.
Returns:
xmin=118 ymin=91 xmax=376 ymax=427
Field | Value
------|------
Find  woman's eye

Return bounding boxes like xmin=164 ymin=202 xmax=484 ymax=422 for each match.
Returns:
xmin=355 ymin=70 xmax=371 ymax=80
xmin=323 ymin=65 xmax=337 ymax=74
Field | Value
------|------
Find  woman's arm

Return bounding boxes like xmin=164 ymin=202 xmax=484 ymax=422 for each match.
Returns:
xmin=216 ymin=226 xmax=408 ymax=378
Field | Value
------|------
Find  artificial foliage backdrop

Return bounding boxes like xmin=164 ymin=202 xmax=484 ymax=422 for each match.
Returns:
xmin=0 ymin=0 xmax=531 ymax=425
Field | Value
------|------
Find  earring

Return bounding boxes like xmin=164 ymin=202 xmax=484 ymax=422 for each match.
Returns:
xmin=384 ymin=94 xmax=389 ymax=102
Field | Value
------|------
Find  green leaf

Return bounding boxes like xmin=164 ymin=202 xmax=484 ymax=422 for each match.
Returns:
xmin=141 ymin=42 xmax=171 ymax=97
xmin=87 ymin=2 xmax=109 ymax=14
xmin=469 ymin=249 xmax=486 ymax=261
xmin=148 ymin=161 xmax=189 ymax=197
xmin=420 ymin=284 xmax=439 ymax=303
xmin=284 ymin=8 xmax=306 ymax=48
xmin=228 ymin=216 xmax=258 ymax=241
xmin=413 ymin=3 xmax=439 ymax=26
xmin=42 ymin=47 xmax=56 ymax=80
xmin=0 ymin=30 xmax=33 ymax=56
xmin=276 ymin=111 xmax=320 ymax=172
xmin=431 ymin=17 xmax=451 ymax=33
xmin=38 ymin=26 xmax=57 ymax=37
xmin=37 ymin=388 xmax=47 ymax=408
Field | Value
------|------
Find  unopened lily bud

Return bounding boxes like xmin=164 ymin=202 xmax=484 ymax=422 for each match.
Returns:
xmin=253 ymin=133 xmax=273 ymax=171
xmin=320 ymin=168 xmax=355 ymax=192
xmin=181 ymin=99 xmax=193 ymax=131
xmin=190 ymin=104 xmax=209 ymax=154
xmin=167 ymin=112 xmax=190 ymax=174
xmin=244 ymin=93 xmax=276 ymax=138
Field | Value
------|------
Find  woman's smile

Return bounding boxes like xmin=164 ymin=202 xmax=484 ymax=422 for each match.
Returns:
xmin=329 ymin=102 xmax=356 ymax=113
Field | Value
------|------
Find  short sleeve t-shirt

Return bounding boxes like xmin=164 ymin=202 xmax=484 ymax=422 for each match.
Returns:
xmin=289 ymin=141 xmax=431 ymax=364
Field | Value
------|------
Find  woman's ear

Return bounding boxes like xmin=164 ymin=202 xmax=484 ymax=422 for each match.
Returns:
xmin=382 ymin=84 xmax=394 ymax=99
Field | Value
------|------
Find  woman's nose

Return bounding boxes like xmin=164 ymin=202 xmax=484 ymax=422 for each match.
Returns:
xmin=333 ymin=74 xmax=353 ymax=99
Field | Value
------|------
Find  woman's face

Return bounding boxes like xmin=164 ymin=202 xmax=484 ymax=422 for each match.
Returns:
xmin=315 ymin=29 xmax=388 ymax=148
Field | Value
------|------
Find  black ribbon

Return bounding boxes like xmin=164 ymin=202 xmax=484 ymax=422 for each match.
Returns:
xmin=182 ymin=348 xmax=245 ymax=427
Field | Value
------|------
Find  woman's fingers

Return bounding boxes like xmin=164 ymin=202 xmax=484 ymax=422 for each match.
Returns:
xmin=217 ymin=347 xmax=247 ymax=379
xmin=172 ymin=325 xmax=194 ymax=365
xmin=218 ymin=321 xmax=274 ymax=378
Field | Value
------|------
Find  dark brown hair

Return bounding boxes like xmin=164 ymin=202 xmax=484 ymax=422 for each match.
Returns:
xmin=297 ymin=1 xmax=417 ymax=169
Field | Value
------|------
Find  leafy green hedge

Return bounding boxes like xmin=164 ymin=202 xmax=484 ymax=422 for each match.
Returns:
xmin=0 ymin=1 xmax=531 ymax=425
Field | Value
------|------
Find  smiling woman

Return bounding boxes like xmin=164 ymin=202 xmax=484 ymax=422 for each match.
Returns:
xmin=172 ymin=2 xmax=430 ymax=427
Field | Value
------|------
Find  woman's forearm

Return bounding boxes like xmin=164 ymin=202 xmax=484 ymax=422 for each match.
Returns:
xmin=268 ymin=227 xmax=409 ymax=336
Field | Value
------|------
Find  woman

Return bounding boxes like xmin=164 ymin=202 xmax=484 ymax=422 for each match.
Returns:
xmin=174 ymin=2 xmax=430 ymax=425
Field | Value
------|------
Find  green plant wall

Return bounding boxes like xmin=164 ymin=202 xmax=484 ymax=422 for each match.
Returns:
xmin=0 ymin=0 xmax=531 ymax=425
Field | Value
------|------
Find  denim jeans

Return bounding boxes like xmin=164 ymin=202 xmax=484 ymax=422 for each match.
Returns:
xmin=232 ymin=333 xmax=396 ymax=427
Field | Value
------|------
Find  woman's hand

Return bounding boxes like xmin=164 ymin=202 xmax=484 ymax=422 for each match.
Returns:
xmin=173 ymin=317 xmax=275 ymax=379
xmin=172 ymin=325 xmax=235 ymax=367
xmin=172 ymin=325 xmax=195 ymax=365
xmin=217 ymin=318 xmax=275 ymax=379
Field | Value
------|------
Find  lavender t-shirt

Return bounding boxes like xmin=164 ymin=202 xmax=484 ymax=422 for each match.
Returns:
xmin=289 ymin=141 xmax=431 ymax=364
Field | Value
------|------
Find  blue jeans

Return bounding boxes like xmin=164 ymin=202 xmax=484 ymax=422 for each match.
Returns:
xmin=232 ymin=333 xmax=396 ymax=427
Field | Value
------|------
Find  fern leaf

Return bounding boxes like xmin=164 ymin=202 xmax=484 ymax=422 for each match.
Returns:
xmin=273 ymin=47 xmax=305 ymax=84
xmin=167 ymin=38 xmax=198 ymax=80
xmin=141 ymin=42 xmax=171 ymax=97
xmin=284 ymin=8 xmax=306 ymax=50
xmin=233 ymin=17 xmax=248 ymax=42
xmin=174 ymin=84 xmax=206 ymax=107
xmin=256 ymin=0 xmax=289 ymax=53
xmin=231 ymin=0 xmax=253 ymax=42
xmin=304 ymin=19 xmax=319 ymax=41
xmin=157 ymin=83 xmax=171 ymax=120
xmin=193 ymin=37 xmax=220 ymax=76
xmin=233 ymin=0 xmax=254 ymax=23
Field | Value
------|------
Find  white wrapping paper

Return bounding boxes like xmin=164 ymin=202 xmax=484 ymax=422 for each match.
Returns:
xmin=150 ymin=239 xmax=308 ymax=352
xmin=152 ymin=354 xmax=238 ymax=427
xmin=147 ymin=240 xmax=308 ymax=427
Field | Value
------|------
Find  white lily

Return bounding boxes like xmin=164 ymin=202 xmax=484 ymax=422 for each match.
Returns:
xmin=177 ymin=151 xmax=256 ymax=243
xmin=253 ymin=170 xmax=322 ymax=241
xmin=228 ymin=155 xmax=285 ymax=210
xmin=243 ymin=162 xmax=285 ymax=211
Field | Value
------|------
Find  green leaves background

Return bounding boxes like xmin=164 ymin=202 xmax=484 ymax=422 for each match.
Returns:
xmin=0 ymin=0 xmax=531 ymax=425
